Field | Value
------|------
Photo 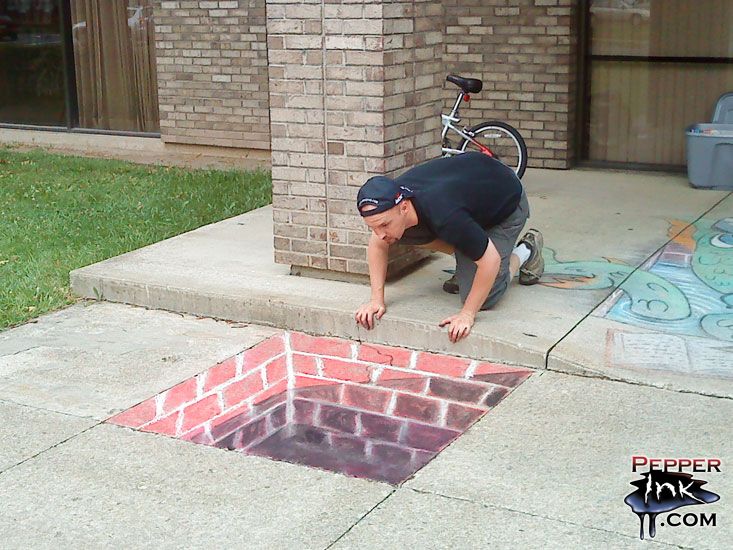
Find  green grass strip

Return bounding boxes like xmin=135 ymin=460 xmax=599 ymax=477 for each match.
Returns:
xmin=0 ymin=148 xmax=271 ymax=330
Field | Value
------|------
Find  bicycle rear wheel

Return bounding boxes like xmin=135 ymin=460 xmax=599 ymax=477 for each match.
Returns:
xmin=459 ymin=121 xmax=528 ymax=179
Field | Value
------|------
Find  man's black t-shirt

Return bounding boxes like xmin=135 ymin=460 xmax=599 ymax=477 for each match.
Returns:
xmin=396 ymin=152 xmax=523 ymax=261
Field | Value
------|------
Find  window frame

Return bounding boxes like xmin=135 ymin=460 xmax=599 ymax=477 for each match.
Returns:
xmin=0 ymin=0 xmax=160 ymax=138
xmin=577 ymin=0 xmax=733 ymax=171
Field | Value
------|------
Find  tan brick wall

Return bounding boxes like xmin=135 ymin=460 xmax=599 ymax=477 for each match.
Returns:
xmin=152 ymin=0 xmax=580 ymax=275
xmin=268 ymin=0 xmax=443 ymax=275
xmin=442 ymin=0 xmax=579 ymax=168
xmin=153 ymin=0 xmax=270 ymax=149
xmin=153 ymin=0 xmax=579 ymax=166
xmin=383 ymin=1 xmax=445 ymax=173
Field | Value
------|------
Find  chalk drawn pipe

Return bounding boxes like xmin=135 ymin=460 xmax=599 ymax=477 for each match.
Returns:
xmin=541 ymin=248 xmax=691 ymax=321
xmin=692 ymin=217 xmax=733 ymax=295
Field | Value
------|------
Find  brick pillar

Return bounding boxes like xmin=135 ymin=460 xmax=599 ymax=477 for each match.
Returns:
xmin=267 ymin=0 xmax=444 ymax=281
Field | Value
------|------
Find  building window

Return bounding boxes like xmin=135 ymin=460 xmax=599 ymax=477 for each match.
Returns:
xmin=0 ymin=0 xmax=66 ymax=126
xmin=584 ymin=0 xmax=733 ymax=167
xmin=0 ymin=0 xmax=159 ymax=134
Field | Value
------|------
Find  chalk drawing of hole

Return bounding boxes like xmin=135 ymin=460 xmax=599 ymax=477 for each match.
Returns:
xmin=108 ymin=333 xmax=533 ymax=484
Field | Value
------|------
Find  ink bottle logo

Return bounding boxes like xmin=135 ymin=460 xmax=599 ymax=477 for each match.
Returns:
xmin=625 ymin=456 xmax=721 ymax=540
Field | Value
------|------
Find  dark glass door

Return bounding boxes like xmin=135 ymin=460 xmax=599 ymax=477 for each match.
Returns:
xmin=0 ymin=0 xmax=68 ymax=126
xmin=0 ymin=0 xmax=159 ymax=133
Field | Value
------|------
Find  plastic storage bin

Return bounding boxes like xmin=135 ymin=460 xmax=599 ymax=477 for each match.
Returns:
xmin=712 ymin=92 xmax=733 ymax=123
xmin=685 ymin=123 xmax=733 ymax=189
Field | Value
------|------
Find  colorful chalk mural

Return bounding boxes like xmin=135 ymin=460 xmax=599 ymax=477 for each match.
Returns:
xmin=542 ymin=218 xmax=733 ymax=344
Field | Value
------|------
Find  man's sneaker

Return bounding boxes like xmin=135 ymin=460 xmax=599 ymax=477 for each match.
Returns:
xmin=442 ymin=273 xmax=459 ymax=294
xmin=518 ymin=229 xmax=544 ymax=285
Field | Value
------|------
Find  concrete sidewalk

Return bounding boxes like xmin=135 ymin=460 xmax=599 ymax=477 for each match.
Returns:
xmin=70 ymin=167 xmax=733 ymax=397
xmin=2 ymin=166 xmax=730 ymax=548
xmin=0 ymin=303 xmax=729 ymax=548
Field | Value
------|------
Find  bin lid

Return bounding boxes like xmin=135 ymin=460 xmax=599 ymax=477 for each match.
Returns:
xmin=687 ymin=123 xmax=733 ymax=137
xmin=713 ymin=92 xmax=733 ymax=123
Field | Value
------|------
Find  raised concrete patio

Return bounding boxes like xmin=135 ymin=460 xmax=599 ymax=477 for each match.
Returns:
xmin=70 ymin=168 xmax=732 ymax=398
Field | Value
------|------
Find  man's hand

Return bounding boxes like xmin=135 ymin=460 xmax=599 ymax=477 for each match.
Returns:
xmin=439 ymin=310 xmax=475 ymax=343
xmin=355 ymin=301 xmax=386 ymax=330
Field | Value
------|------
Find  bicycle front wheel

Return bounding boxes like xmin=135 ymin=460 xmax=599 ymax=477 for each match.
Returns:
xmin=459 ymin=121 xmax=528 ymax=179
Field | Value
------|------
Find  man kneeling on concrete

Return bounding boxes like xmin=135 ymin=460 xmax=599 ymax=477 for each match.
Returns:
xmin=354 ymin=151 xmax=544 ymax=343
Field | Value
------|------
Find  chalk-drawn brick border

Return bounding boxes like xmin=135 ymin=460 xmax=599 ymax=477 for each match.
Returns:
xmin=108 ymin=332 xmax=533 ymax=483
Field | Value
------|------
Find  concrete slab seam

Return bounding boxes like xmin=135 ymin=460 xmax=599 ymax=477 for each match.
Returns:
xmin=405 ymin=488 xmax=692 ymax=549
xmin=544 ymin=362 xmax=733 ymax=401
xmin=0 ymin=422 xmax=101 ymax=478
xmin=0 ymin=346 xmax=42 ymax=358
xmin=0 ymin=396 xmax=96 ymax=422
xmin=323 ymin=488 xmax=399 ymax=550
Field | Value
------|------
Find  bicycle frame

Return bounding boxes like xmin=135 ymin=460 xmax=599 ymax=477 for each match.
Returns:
xmin=441 ymin=91 xmax=494 ymax=157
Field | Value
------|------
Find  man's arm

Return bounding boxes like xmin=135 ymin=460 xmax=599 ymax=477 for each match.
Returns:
xmin=355 ymin=232 xmax=390 ymax=330
xmin=367 ymin=231 xmax=389 ymax=303
xmin=462 ymin=240 xmax=501 ymax=316
xmin=439 ymin=240 xmax=501 ymax=343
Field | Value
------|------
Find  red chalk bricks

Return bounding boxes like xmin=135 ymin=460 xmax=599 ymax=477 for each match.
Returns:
xmin=142 ymin=411 xmax=179 ymax=436
xmin=290 ymin=333 xmax=352 ymax=358
xmin=415 ymin=352 xmax=471 ymax=377
xmin=322 ymin=358 xmax=371 ymax=383
xmin=252 ymin=379 xmax=288 ymax=408
xmin=374 ymin=368 xmax=428 ymax=393
xmin=162 ymin=377 xmax=198 ymax=414
xmin=108 ymin=329 xmax=532 ymax=487
xmin=318 ymin=404 xmax=358 ymax=434
xmin=357 ymin=343 xmax=413 ymax=368
xmin=222 ymin=370 xmax=264 ymax=409
xmin=342 ymin=384 xmax=390 ymax=413
xmin=404 ymin=423 xmax=460 ymax=452
xmin=445 ymin=403 xmax=485 ymax=431
xmin=483 ymin=386 xmax=511 ymax=408
xmin=241 ymin=336 xmax=285 ymax=374
xmin=203 ymin=356 xmax=237 ymax=394
xmin=470 ymin=363 xmax=533 ymax=388
xmin=427 ymin=377 xmax=487 ymax=404
xmin=393 ymin=393 xmax=441 ymax=423
xmin=293 ymin=399 xmax=317 ymax=425
xmin=265 ymin=356 xmax=288 ymax=386
xmin=180 ymin=394 xmax=221 ymax=434
xmin=292 ymin=353 xmax=318 ymax=375
xmin=472 ymin=369 xmax=532 ymax=388
xmin=109 ymin=399 xmax=157 ymax=428
xmin=360 ymin=412 xmax=403 ymax=443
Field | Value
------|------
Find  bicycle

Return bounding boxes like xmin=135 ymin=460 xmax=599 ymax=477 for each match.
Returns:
xmin=441 ymin=74 xmax=528 ymax=178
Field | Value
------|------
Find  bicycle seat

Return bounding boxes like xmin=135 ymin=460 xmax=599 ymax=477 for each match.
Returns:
xmin=446 ymin=74 xmax=483 ymax=94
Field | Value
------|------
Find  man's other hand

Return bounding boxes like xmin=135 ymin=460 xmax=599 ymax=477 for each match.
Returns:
xmin=438 ymin=310 xmax=475 ymax=343
xmin=355 ymin=301 xmax=386 ymax=330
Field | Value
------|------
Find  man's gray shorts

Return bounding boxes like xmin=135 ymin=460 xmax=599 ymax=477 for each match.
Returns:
xmin=455 ymin=189 xmax=530 ymax=310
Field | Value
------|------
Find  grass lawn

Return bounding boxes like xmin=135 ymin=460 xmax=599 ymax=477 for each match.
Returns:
xmin=0 ymin=148 xmax=271 ymax=330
